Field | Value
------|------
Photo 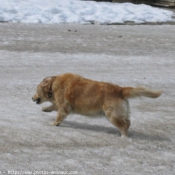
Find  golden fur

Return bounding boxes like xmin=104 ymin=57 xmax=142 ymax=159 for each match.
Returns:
xmin=32 ymin=73 xmax=161 ymax=137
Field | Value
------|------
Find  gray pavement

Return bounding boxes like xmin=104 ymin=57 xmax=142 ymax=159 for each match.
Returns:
xmin=0 ymin=23 xmax=175 ymax=175
xmin=0 ymin=23 xmax=175 ymax=56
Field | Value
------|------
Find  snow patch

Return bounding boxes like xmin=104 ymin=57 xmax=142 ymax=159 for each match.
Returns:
xmin=0 ymin=0 xmax=174 ymax=24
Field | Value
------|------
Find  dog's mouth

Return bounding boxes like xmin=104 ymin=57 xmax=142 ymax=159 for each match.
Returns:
xmin=36 ymin=98 xmax=41 ymax=104
xmin=33 ymin=97 xmax=41 ymax=104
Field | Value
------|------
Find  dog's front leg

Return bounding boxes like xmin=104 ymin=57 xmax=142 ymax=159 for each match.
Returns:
xmin=42 ymin=104 xmax=57 ymax=112
xmin=53 ymin=105 xmax=71 ymax=126
xmin=53 ymin=112 xmax=67 ymax=126
xmin=53 ymin=103 xmax=72 ymax=126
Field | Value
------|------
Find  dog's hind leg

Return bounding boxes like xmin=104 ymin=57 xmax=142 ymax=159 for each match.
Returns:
xmin=104 ymin=100 xmax=130 ymax=137
xmin=110 ymin=117 xmax=130 ymax=137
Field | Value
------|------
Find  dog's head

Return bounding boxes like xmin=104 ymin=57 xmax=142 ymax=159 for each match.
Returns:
xmin=32 ymin=76 xmax=55 ymax=105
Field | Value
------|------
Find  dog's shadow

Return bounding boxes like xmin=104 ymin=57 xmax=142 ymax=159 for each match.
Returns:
xmin=61 ymin=120 xmax=170 ymax=142
xmin=62 ymin=120 xmax=120 ymax=135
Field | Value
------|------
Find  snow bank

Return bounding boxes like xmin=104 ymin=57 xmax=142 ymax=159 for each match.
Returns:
xmin=0 ymin=0 xmax=174 ymax=24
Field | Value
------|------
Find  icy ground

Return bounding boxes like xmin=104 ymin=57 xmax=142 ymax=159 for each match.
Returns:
xmin=0 ymin=24 xmax=175 ymax=175
xmin=0 ymin=0 xmax=174 ymax=24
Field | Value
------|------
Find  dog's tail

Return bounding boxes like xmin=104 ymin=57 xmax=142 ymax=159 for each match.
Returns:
xmin=121 ymin=87 xmax=162 ymax=99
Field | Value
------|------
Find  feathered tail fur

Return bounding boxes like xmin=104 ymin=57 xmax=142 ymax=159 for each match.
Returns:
xmin=122 ymin=87 xmax=162 ymax=99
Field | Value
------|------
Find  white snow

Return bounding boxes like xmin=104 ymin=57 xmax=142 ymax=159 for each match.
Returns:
xmin=0 ymin=0 xmax=174 ymax=24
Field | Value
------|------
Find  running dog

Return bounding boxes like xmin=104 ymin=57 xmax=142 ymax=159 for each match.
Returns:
xmin=32 ymin=73 xmax=161 ymax=137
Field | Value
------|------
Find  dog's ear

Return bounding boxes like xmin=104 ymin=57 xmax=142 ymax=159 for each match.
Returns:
xmin=42 ymin=77 xmax=52 ymax=87
xmin=41 ymin=76 xmax=53 ymax=91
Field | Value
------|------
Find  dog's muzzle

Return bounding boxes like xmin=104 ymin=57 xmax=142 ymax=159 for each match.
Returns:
xmin=32 ymin=97 xmax=41 ymax=104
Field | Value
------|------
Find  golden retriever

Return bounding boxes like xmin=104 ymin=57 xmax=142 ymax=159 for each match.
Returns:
xmin=32 ymin=73 xmax=161 ymax=137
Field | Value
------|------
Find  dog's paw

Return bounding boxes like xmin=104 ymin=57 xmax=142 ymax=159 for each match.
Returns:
xmin=42 ymin=107 xmax=52 ymax=112
xmin=52 ymin=121 xmax=60 ymax=126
